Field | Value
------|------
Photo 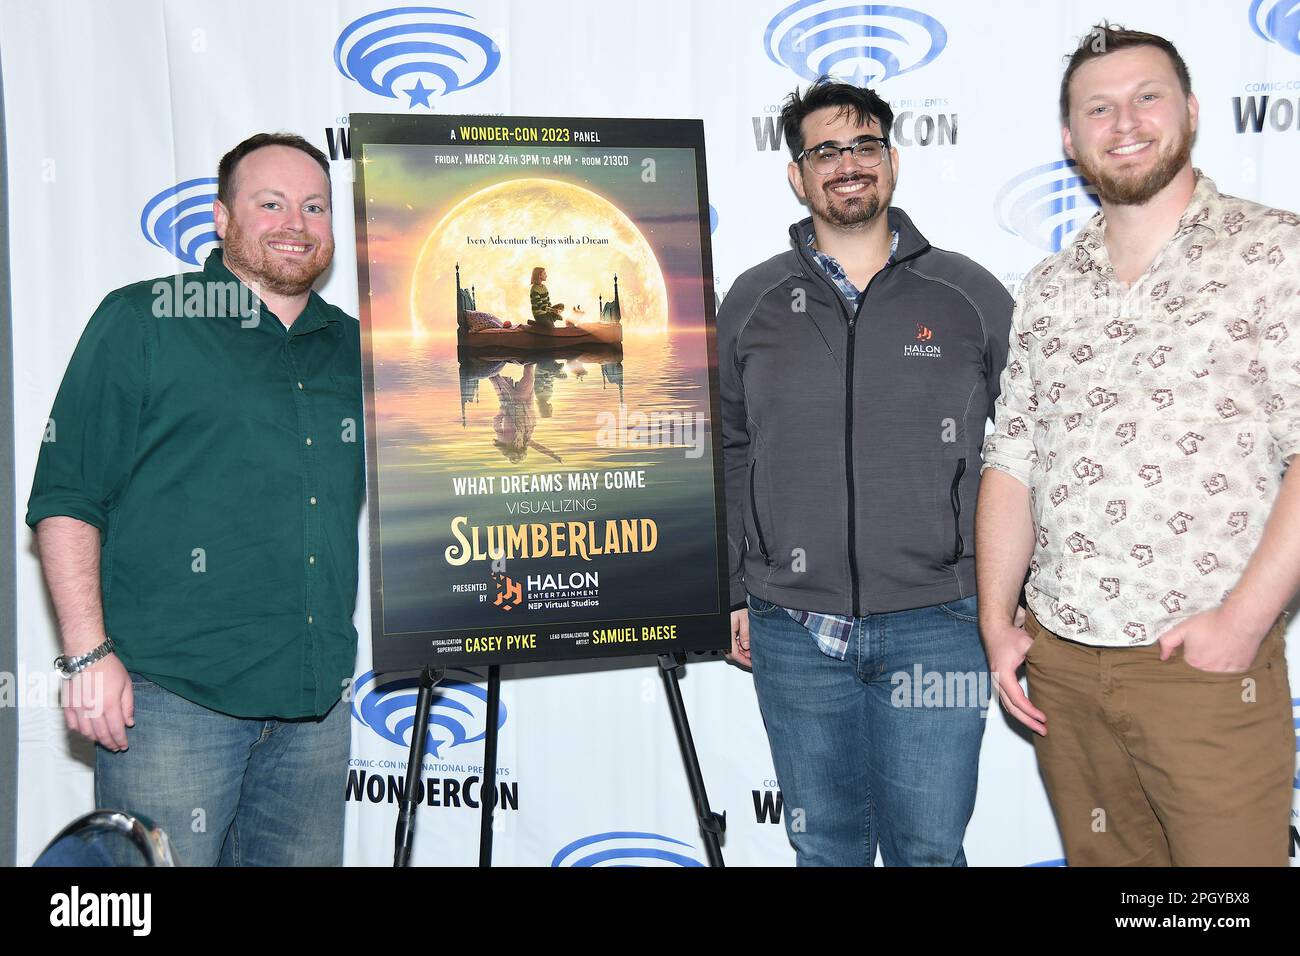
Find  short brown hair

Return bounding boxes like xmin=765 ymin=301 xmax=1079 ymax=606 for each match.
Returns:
xmin=1059 ymin=23 xmax=1192 ymax=123
xmin=217 ymin=132 xmax=331 ymax=207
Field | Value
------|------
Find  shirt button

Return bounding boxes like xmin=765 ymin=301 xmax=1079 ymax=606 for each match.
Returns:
xmin=307 ymin=614 xmax=314 ymax=625
xmin=297 ymin=381 xmax=304 ymax=390
xmin=308 ymin=555 xmax=316 ymax=565
xmin=310 ymin=496 xmax=317 ymax=505
xmin=306 ymin=437 xmax=313 ymax=446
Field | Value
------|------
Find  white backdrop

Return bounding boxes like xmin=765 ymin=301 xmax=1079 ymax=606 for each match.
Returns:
xmin=3 ymin=0 xmax=1298 ymax=866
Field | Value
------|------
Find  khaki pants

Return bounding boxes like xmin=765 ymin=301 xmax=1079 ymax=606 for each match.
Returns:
xmin=1025 ymin=609 xmax=1295 ymax=866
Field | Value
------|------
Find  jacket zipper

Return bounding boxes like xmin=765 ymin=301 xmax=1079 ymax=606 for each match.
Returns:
xmin=843 ymin=268 xmax=895 ymax=616
xmin=844 ymin=301 xmax=862 ymax=615
xmin=749 ymin=460 xmax=771 ymax=563
xmin=947 ymin=457 xmax=967 ymax=565
xmin=793 ymin=229 xmax=921 ymax=618
xmin=796 ymin=253 xmax=883 ymax=618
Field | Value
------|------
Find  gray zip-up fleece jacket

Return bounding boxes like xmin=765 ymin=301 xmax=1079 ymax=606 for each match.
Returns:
xmin=719 ymin=209 xmax=1014 ymax=616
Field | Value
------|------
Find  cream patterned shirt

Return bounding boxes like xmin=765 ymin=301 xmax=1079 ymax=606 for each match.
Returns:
xmin=982 ymin=172 xmax=1300 ymax=647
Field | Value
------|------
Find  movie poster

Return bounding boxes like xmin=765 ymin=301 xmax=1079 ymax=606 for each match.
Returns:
xmin=352 ymin=115 xmax=728 ymax=671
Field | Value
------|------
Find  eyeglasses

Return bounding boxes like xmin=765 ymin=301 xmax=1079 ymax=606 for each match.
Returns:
xmin=797 ymin=137 xmax=891 ymax=175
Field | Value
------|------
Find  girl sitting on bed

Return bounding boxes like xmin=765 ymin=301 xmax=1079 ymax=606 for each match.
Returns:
xmin=529 ymin=266 xmax=564 ymax=328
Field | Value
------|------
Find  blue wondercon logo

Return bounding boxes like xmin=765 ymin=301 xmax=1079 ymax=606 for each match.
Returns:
xmin=709 ymin=204 xmax=718 ymax=234
xmin=764 ymin=1 xmax=947 ymax=85
xmin=995 ymin=160 xmax=1100 ymax=253
xmin=350 ymin=669 xmax=507 ymax=758
xmin=1025 ymin=858 xmax=1067 ymax=866
xmin=334 ymin=6 xmax=500 ymax=108
xmin=1250 ymin=0 xmax=1300 ymax=55
xmin=551 ymin=831 xmax=705 ymax=867
xmin=1292 ymin=696 xmax=1299 ymax=789
xmin=140 ymin=177 xmax=219 ymax=266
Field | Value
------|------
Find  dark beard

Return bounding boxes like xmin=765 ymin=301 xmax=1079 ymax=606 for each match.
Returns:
xmin=819 ymin=175 xmax=882 ymax=227
xmin=1074 ymin=125 xmax=1193 ymax=205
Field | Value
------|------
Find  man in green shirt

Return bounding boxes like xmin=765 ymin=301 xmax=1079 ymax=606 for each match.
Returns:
xmin=27 ymin=133 xmax=364 ymax=865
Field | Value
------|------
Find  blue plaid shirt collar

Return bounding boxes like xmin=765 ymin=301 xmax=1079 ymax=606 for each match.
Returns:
xmin=805 ymin=229 xmax=899 ymax=304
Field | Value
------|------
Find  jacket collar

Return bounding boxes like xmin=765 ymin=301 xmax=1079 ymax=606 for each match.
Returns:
xmin=789 ymin=207 xmax=932 ymax=275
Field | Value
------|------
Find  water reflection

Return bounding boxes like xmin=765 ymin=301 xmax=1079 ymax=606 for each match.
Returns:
xmin=369 ymin=326 xmax=716 ymax=631
xmin=372 ymin=328 xmax=705 ymax=478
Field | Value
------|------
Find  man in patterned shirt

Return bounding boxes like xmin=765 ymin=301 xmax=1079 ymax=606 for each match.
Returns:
xmin=978 ymin=24 xmax=1299 ymax=865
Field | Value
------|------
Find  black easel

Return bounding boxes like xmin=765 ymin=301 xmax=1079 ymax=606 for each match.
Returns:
xmin=394 ymin=655 xmax=726 ymax=867
xmin=393 ymin=666 xmax=443 ymax=867
xmin=658 ymin=652 xmax=726 ymax=866
xmin=477 ymin=665 xmax=501 ymax=866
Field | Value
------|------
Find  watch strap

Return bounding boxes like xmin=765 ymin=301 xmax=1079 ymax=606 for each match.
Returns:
xmin=55 ymin=636 xmax=117 ymax=677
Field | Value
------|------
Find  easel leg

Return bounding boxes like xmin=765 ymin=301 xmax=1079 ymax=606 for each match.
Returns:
xmin=658 ymin=653 xmax=726 ymax=867
xmin=478 ymin=664 xmax=501 ymax=867
xmin=393 ymin=666 xmax=444 ymax=867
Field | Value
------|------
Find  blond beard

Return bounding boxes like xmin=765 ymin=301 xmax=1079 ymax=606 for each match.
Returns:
xmin=221 ymin=216 xmax=334 ymax=297
xmin=1073 ymin=121 xmax=1194 ymax=206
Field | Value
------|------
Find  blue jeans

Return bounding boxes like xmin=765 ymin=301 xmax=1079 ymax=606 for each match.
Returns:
xmin=747 ymin=593 xmax=988 ymax=866
xmin=95 ymin=673 xmax=350 ymax=866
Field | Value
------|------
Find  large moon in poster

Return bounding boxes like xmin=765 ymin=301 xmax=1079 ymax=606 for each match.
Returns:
xmin=410 ymin=178 xmax=670 ymax=335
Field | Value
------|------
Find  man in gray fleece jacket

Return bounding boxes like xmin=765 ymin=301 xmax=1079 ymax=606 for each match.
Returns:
xmin=719 ymin=78 xmax=1013 ymax=866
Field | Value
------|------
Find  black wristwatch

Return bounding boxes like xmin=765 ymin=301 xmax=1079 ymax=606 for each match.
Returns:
xmin=54 ymin=637 xmax=117 ymax=678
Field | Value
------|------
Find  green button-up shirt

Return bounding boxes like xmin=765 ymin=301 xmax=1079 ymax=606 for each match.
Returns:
xmin=27 ymin=249 xmax=365 ymax=718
